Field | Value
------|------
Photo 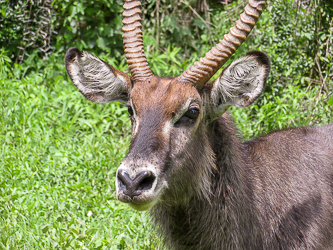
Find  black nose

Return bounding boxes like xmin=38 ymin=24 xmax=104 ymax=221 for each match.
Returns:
xmin=117 ymin=170 xmax=156 ymax=199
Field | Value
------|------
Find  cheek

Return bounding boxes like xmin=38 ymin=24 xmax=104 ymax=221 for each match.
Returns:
xmin=170 ymin=129 xmax=188 ymax=157
xmin=169 ymin=124 xmax=198 ymax=158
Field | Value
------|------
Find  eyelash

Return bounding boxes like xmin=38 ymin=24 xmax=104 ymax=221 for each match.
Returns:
xmin=175 ymin=108 xmax=200 ymax=126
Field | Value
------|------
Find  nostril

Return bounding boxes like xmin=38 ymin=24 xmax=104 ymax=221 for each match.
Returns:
xmin=117 ymin=170 xmax=132 ymax=190
xmin=117 ymin=170 xmax=156 ymax=198
xmin=137 ymin=174 xmax=156 ymax=191
xmin=118 ymin=177 xmax=126 ymax=190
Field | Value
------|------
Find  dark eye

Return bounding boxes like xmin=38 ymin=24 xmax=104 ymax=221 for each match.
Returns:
xmin=174 ymin=108 xmax=200 ymax=126
xmin=128 ymin=106 xmax=134 ymax=116
xmin=184 ymin=108 xmax=200 ymax=120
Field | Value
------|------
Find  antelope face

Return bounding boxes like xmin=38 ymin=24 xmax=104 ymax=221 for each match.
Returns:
xmin=65 ymin=0 xmax=269 ymax=210
xmin=116 ymin=77 xmax=205 ymax=210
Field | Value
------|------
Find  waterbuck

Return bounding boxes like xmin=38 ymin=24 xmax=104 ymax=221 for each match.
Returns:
xmin=64 ymin=0 xmax=333 ymax=249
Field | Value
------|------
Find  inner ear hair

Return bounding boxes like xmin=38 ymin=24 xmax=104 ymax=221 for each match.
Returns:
xmin=65 ymin=47 xmax=131 ymax=103
xmin=211 ymin=51 xmax=270 ymax=108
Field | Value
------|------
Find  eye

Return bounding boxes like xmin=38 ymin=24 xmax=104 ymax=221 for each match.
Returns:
xmin=184 ymin=108 xmax=200 ymax=120
xmin=128 ymin=106 xmax=134 ymax=116
xmin=175 ymin=108 xmax=200 ymax=126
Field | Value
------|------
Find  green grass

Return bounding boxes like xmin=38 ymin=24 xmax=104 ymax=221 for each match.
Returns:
xmin=0 ymin=54 xmax=161 ymax=249
xmin=231 ymin=84 xmax=333 ymax=139
xmin=0 ymin=52 xmax=332 ymax=249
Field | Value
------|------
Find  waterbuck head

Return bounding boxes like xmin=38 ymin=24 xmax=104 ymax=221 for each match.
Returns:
xmin=65 ymin=0 xmax=270 ymax=211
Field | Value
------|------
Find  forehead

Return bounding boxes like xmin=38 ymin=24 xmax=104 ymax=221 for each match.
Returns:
xmin=130 ymin=77 xmax=200 ymax=114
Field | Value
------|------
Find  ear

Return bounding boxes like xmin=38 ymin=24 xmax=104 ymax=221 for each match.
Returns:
xmin=65 ymin=48 xmax=132 ymax=103
xmin=210 ymin=51 xmax=270 ymax=108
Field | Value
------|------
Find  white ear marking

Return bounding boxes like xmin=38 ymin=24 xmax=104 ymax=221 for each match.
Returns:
xmin=65 ymin=48 xmax=131 ymax=103
xmin=211 ymin=51 xmax=270 ymax=108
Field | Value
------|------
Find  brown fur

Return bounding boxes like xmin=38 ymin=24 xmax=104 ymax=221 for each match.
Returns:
xmin=125 ymin=77 xmax=333 ymax=249
xmin=65 ymin=47 xmax=333 ymax=249
xmin=152 ymin=113 xmax=333 ymax=249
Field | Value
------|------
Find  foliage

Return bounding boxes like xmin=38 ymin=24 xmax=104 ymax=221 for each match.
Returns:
xmin=52 ymin=0 xmax=125 ymax=58
xmin=0 ymin=49 xmax=12 ymax=78
xmin=0 ymin=0 xmax=55 ymax=63
xmin=252 ymin=0 xmax=333 ymax=92
xmin=231 ymin=85 xmax=333 ymax=138
xmin=0 ymin=0 xmax=26 ymax=59
xmin=1 ymin=0 xmax=332 ymax=89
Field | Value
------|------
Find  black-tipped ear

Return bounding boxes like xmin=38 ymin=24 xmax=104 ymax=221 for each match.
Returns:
xmin=65 ymin=47 xmax=82 ymax=65
xmin=65 ymin=47 xmax=132 ymax=103
xmin=211 ymin=51 xmax=270 ymax=108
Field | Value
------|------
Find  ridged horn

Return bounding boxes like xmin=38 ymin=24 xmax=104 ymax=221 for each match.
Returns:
xmin=178 ymin=0 xmax=267 ymax=89
xmin=122 ymin=0 xmax=153 ymax=82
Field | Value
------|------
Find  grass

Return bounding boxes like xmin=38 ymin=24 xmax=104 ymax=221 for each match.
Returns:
xmin=0 ymin=52 xmax=332 ymax=249
xmin=0 ymin=54 xmax=161 ymax=249
xmin=231 ymin=84 xmax=333 ymax=138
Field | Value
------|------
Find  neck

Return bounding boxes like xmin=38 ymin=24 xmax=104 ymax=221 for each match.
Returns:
xmin=151 ymin=113 xmax=262 ymax=249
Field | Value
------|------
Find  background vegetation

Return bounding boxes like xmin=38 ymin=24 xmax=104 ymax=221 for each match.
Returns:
xmin=0 ymin=0 xmax=332 ymax=249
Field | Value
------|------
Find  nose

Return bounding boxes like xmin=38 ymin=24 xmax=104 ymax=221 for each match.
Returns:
xmin=117 ymin=170 xmax=156 ymax=199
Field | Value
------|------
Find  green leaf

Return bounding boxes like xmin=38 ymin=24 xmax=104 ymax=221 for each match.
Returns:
xmin=78 ymin=234 xmax=88 ymax=240
xmin=0 ymin=9 xmax=6 ymax=17
xmin=328 ymin=95 xmax=333 ymax=106
xmin=96 ymin=37 xmax=106 ymax=49
xmin=41 ymin=224 xmax=50 ymax=233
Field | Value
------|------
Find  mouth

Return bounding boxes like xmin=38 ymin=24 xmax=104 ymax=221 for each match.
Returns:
xmin=117 ymin=192 xmax=158 ymax=211
xmin=116 ymin=179 xmax=167 ymax=211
